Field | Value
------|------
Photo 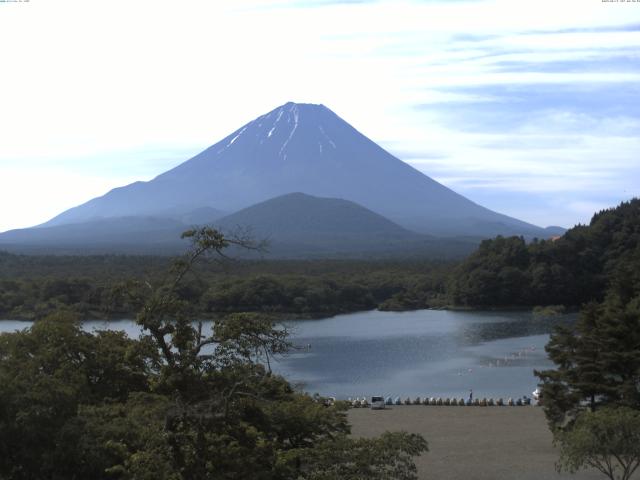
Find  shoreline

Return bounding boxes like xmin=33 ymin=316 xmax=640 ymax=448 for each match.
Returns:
xmin=0 ymin=304 xmax=578 ymax=323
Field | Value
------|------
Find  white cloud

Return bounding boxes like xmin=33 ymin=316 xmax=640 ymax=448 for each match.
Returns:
xmin=0 ymin=0 xmax=638 ymax=230
xmin=0 ymin=168 xmax=142 ymax=233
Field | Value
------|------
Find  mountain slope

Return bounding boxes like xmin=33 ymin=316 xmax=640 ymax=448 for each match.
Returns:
xmin=41 ymin=102 xmax=548 ymax=237
xmin=0 ymin=217 xmax=188 ymax=254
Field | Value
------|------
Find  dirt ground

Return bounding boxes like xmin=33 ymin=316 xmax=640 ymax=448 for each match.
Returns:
xmin=348 ymin=406 xmax=608 ymax=480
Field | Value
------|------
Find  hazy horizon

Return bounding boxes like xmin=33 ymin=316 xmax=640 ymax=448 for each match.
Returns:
xmin=1 ymin=0 xmax=638 ymax=233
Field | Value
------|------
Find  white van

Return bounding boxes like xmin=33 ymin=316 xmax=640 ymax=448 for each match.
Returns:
xmin=371 ymin=396 xmax=386 ymax=410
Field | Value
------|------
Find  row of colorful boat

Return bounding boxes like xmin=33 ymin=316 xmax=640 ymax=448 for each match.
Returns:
xmin=348 ymin=396 xmax=533 ymax=407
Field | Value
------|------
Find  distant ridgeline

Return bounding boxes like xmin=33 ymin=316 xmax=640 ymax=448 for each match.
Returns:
xmin=448 ymin=199 xmax=640 ymax=308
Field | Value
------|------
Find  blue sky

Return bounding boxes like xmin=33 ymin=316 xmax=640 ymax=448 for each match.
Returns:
xmin=0 ymin=0 xmax=638 ymax=232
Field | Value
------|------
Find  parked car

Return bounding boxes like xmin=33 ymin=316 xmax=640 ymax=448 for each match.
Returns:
xmin=371 ymin=395 xmax=386 ymax=410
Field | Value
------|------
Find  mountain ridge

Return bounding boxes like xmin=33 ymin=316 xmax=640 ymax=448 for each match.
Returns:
xmin=0 ymin=193 xmax=479 ymax=258
xmin=40 ymin=101 xmax=551 ymax=238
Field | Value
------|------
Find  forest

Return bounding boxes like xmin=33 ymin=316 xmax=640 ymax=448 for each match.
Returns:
xmin=1 ymin=199 xmax=639 ymax=320
xmin=0 ymin=254 xmax=450 ymax=320
xmin=530 ymin=201 xmax=640 ymax=479
xmin=448 ymin=199 xmax=640 ymax=308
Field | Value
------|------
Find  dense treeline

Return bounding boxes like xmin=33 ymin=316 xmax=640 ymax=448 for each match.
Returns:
xmin=449 ymin=199 xmax=640 ymax=308
xmin=529 ymin=203 xmax=640 ymax=477
xmin=0 ymin=254 xmax=450 ymax=320
xmin=3 ymin=199 xmax=639 ymax=319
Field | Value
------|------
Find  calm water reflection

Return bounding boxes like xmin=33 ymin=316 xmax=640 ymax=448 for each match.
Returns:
xmin=0 ymin=310 xmax=572 ymax=400
xmin=276 ymin=310 xmax=573 ymax=399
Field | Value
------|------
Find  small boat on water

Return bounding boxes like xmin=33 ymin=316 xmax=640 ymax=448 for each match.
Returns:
xmin=532 ymin=388 xmax=541 ymax=401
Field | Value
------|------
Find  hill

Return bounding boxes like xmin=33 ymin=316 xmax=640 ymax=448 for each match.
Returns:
xmin=448 ymin=198 xmax=640 ymax=307
xmin=214 ymin=192 xmax=476 ymax=258
xmin=217 ymin=192 xmax=410 ymax=238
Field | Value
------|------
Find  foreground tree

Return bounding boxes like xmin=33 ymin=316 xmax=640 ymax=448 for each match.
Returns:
xmin=0 ymin=227 xmax=427 ymax=479
xmin=0 ymin=312 xmax=157 ymax=479
xmin=535 ymin=293 xmax=640 ymax=428
xmin=556 ymin=407 xmax=640 ymax=480
xmin=535 ymin=263 xmax=640 ymax=480
xmin=295 ymin=431 xmax=428 ymax=480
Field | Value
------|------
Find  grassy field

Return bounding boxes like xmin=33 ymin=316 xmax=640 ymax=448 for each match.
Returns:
xmin=349 ymin=406 xmax=606 ymax=480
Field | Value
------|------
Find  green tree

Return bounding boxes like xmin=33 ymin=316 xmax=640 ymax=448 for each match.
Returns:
xmin=0 ymin=312 xmax=156 ymax=480
xmin=0 ymin=227 xmax=428 ymax=479
xmin=535 ymin=294 xmax=640 ymax=428
xmin=556 ymin=407 xmax=640 ymax=480
xmin=294 ymin=431 xmax=428 ymax=480
xmin=448 ymin=199 xmax=640 ymax=309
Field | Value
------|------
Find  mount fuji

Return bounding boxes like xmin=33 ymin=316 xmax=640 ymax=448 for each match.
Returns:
xmin=0 ymin=102 xmax=558 ymax=255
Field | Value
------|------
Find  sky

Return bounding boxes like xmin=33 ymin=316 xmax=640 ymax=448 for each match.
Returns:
xmin=0 ymin=0 xmax=639 ymax=232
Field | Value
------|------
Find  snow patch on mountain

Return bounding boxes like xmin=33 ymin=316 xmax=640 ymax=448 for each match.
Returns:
xmin=279 ymin=103 xmax=299 ymax=159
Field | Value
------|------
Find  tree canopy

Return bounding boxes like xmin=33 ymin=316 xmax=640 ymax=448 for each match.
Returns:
xmin=449 ymin=199 xmax=640 ymax=308
xmin=0 ymin=250 xmax=451 ymax=321
xmin=533 ymin=203 xmax=640 ymax=428
xmin=535 ymin=293 xmax=640 ymax=428
xmin=525 ymin=202 xmax=640 ymax=480
xmin=0 ymin=227 xmax=428 ymax=480
xmin=555 ymin=407 xmax=640 ymax=480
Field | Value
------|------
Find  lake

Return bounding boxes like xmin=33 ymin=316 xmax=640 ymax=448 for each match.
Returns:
xmin=0 ymin=309 xmax=571 ymax=400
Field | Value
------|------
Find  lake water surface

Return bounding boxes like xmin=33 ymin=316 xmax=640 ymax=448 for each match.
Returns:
xmin=0 ymin=309 xmax=571 ymax=400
